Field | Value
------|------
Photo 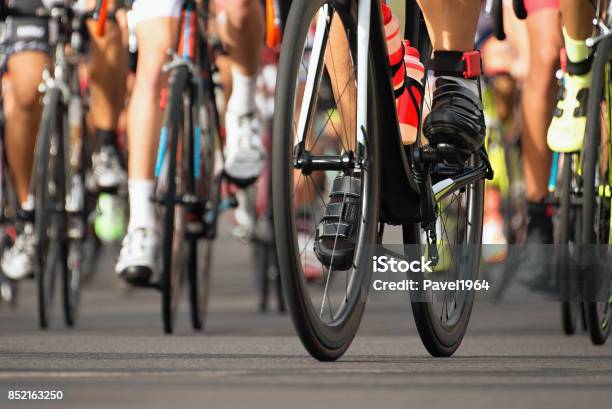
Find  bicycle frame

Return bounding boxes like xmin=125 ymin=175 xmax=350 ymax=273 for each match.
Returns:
xmin=155 ymin=2 xmax=200 ymax=179
xmin=154 ymin=0 xmax=233 ymax=236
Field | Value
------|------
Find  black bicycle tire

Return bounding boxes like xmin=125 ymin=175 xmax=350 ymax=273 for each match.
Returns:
xmin=35 ymin=89 xmax=58 ymax=329
xmin=272 ymin=0 xmax=381 ymax=361
xmin=581 ymin=36 xmax=612 ymax=345
xmin=558 ymin=153 xmax=578 ymax=335
xmin=161 ymin=66 xmax=190 ymax=334
xmin=188 ymin=238 xmax=212 ymax=329
xmin=35 ymin=88 xmax=65 ymax=329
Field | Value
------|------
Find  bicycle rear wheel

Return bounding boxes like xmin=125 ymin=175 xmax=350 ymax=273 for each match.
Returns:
xmin=273 ymin=0 xmax=381 ymax=361
xmin=403 ymin=154 xmax=484 ymax=356
xmin=581 ymin=37 xmax=612 ymax=345
xmin=158 ymin=67 xmax=190 ymax=334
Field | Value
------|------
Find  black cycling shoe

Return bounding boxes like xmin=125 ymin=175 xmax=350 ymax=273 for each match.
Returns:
xmin=424 ymin=51 xmax=486 ymax=158
xmin=424 ymin=78 xmax=486 ymax=152
xmin=313 ymin=174 xmax=361 ymax=271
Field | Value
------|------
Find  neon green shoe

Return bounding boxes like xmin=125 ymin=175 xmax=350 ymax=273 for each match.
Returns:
xmin=547 ymin=70 xmax=592 ymax=153
xmin=94 ymin=193 xmax=126 ymax=243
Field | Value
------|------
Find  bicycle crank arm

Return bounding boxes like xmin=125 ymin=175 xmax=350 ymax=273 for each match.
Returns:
xmin=432 ymin=161 xmax=489 ymax=203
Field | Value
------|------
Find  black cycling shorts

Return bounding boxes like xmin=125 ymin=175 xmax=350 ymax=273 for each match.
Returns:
xmin=0 ymin=1 xmax=50 ymax=70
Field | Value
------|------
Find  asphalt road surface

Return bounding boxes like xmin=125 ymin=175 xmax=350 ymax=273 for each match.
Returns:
xmin=1 ymin=222 xmax=611 ymax=409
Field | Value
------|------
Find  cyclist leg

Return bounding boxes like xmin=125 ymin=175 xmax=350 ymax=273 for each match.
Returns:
xmin=0 ymin=7 xmax=51 ymax=279
xmin=217 ymin=0 xmax=265 ymax=184
xmin=514 ymin=5 xmax=562 ymax=289
xmin=416 ymin=0 xmax=486 ymax=154
xmin=114 ymin=1 xmax=179 ymax=284
xmin=478 ymin=4 xmax=527 ymax=263
xmin=2 ymin=54 xmax=47 ymax=280
xmin=85 ymin=0 xmax=128 ymax=190
xmin=522 ymin=8 xmax=561 ymax=202
xmin=548 ymin=1 xmax=595 ymax=152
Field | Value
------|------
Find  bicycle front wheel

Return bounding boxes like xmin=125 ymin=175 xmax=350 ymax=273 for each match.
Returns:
xmin=272 ymin=0 xmax=381 ymax=361
xmin=35 ymin=88 xmax=68 ymax=329
xmin=158 ymin=66 xmax=190 ymax=334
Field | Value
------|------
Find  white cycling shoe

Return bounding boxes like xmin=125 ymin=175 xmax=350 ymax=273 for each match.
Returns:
xmin=224 ymin=111 xmax=265 ymax=186
xmin=115 ymin=227 xmax=159 ymax=286
xmin=1 ymin=223 xmax=36 ymax=281
xmin=88 ymin=146 xmax=127 ymax=191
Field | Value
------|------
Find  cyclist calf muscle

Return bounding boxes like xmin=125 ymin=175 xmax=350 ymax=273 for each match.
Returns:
xmin=4 ymin=52 xmax=48 ymax=205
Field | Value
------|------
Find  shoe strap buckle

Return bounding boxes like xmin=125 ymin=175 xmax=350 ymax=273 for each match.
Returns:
xmin=461 ymin=51 xmax=482 ymax=79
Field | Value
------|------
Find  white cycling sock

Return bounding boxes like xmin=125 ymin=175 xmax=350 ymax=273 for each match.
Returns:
xmin=127 ymin=179 xmax=156 ymax=233
xmin=226 ymin=66 xmax=257 ymax=116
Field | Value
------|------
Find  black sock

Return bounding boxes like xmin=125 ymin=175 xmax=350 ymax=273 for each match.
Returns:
xmin=16 ymin=206 xmax=34 ymax=224
xmin=95 ymin=129 xmax=116 ymax=151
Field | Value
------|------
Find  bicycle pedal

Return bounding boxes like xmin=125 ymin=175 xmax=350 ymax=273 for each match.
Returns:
xmin=434 ymin=143 xmax=471 ymax=166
